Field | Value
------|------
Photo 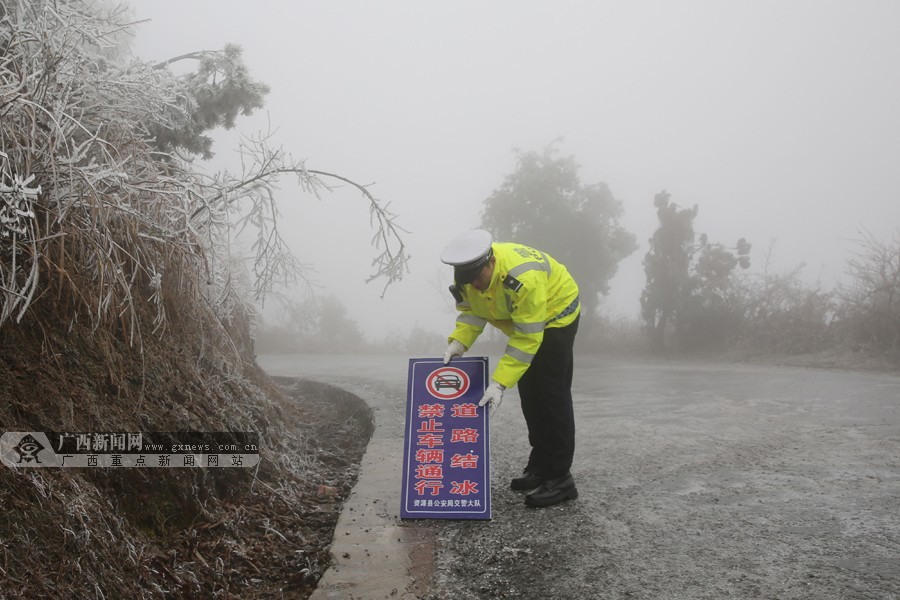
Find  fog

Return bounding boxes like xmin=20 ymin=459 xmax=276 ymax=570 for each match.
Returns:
xmin=131 ymin=1 xmax=900 ymax=341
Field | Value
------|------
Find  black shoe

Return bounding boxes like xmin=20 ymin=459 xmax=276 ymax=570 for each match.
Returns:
xmin=510 ymin=468 xmax=542 ymax=491
xmin=524 ymin=472 xmax=578 ymax=508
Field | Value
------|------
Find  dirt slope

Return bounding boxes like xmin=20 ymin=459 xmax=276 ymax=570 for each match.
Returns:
xmin=0 ymin=312 xmax=370 ymax=599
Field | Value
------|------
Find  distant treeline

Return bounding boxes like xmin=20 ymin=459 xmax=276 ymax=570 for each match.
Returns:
xmin=256 ymin=228 xmax=900 ymax=371
xmin=588 ymin=231 xmax=900 ymax=368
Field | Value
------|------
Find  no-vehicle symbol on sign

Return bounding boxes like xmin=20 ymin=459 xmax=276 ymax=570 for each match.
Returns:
xmin=425 ymin=367 xmax=470 ymax=400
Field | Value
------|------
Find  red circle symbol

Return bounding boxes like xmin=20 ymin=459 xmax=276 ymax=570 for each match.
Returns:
xmin=426 ymin=367 xmax=470 ymax=400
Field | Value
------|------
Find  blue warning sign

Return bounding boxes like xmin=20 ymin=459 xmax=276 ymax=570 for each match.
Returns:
xmin=400 ymin=357 xmax=491 ymax=520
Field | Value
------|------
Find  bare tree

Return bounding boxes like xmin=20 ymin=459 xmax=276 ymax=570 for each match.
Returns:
xmin=736 ymin=238 xmax=833 ymax=355
xmin=838 ymin=230 xmax=900 ymax=353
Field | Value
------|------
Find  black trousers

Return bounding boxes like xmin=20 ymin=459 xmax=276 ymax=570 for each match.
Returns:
xmin=517 ymin=314 xmax=579 ymax=480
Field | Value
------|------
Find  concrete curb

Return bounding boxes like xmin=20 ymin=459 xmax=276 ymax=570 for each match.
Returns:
xmin=297 ymin=379 xmax=434 ymax=600
xmin=259 ymin=355 xmax=437 ymax=599
xmin=310 ymin=433 xmax=434 ymax=600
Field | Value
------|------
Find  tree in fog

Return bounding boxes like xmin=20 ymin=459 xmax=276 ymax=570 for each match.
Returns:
xmin=147 ymin=44 xmax=270 ymax=160
xmin=640 ymin=192 xmax=697 ymax=350
xmin=641 ymin=191 xmax=750 ymax=351
xmin=292 ymin=296 xmax=366 ymax=352
xmin=480 ymin=143 xmax=637 ymax=327
xmin=677 ymin=236 xmax=751 ymax=349
xmin=251 ymin=295 xmax=368 ymax=352
xmin=837 ymin=230 xmax=900 ymax=354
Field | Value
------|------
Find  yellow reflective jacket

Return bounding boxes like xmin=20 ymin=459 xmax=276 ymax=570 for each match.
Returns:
xmin=448 ymin=242 xmax=580 ymax=389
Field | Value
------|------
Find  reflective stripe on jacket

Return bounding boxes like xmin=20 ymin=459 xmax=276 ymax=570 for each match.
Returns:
xmin=448 ymin=242 xmax=580 ymax=388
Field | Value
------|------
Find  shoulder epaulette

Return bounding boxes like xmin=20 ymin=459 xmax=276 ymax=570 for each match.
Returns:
xmin=503 ymin=275 xmax=523 ymax=292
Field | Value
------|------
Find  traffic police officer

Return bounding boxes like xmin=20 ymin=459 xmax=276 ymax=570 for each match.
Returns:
xmin=440 ymin=229 xmax=581 ymax=508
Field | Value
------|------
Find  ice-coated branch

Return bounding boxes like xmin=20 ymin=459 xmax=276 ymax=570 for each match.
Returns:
xmin=191 ymin=129 xmax=409 ymax=303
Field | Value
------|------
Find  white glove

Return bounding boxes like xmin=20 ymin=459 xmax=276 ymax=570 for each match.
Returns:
xmin=442 ymin=339 xmax=467 ymax=364
xmin=478 ymin=381 xmax=506 ymax=415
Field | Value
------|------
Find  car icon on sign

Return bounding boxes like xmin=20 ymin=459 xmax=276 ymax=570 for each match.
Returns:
xmin=435 ymin=374 xmax=462 ymax=391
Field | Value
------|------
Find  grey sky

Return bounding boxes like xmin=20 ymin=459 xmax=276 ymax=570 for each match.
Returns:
xmin=131 ymin=1 xmax=900 ymax=340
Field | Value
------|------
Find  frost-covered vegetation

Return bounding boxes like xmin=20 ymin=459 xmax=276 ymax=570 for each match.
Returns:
xmin=0 ymin=1 xmax=406 ymax=340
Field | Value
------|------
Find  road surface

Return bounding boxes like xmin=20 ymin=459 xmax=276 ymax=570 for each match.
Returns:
xmin=259 ymin=353 xmax=900 ymax=600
